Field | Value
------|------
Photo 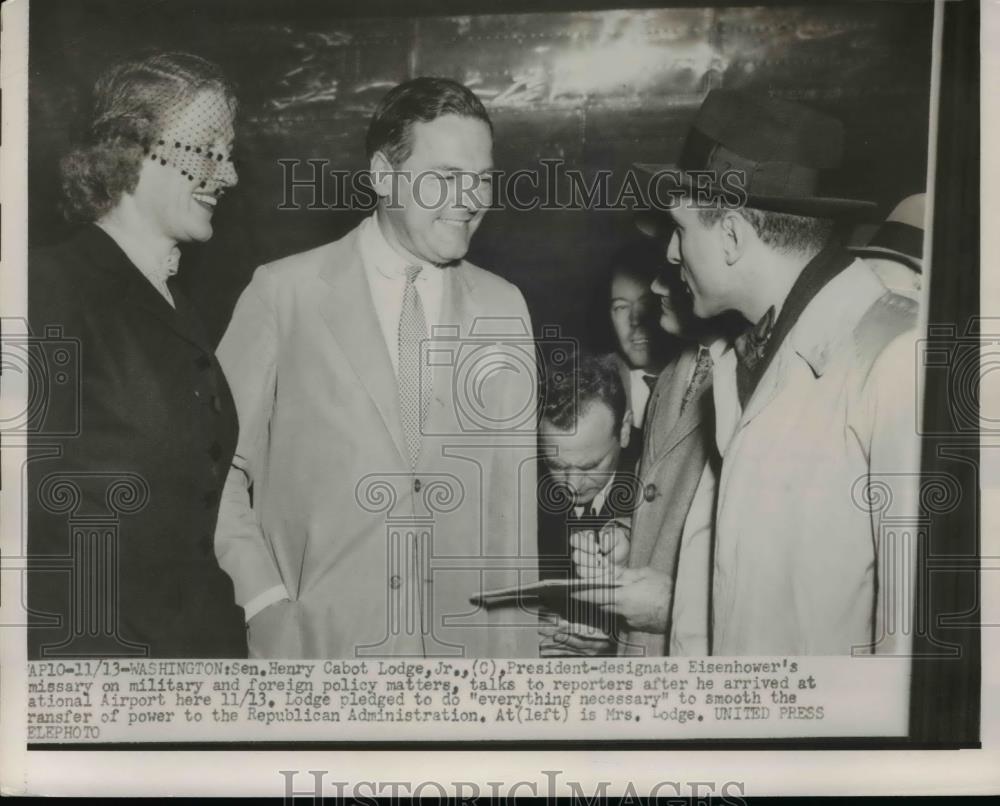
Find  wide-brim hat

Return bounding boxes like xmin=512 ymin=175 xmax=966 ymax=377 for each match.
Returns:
xmin=849 ymin=192 xmax=926 ymax=271
xmin=634 ymin=90 xmax=877 ymax=224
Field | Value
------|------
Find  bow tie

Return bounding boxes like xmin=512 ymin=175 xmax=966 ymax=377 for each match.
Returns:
xmin=734 ymin=305 xmax=776 ymax=407
xmin=734 ymin=305 xmax=776 ymax=373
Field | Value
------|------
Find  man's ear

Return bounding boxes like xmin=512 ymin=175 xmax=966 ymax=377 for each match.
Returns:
xmin=619 ymin=409 xmax=634 ymax=448
xmin=720 ymin=209 xmax=750 ymax=266
xmin=369 ymin=150 xmax=395 ymax=199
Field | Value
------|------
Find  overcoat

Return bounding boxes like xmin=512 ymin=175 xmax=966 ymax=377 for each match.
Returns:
xmin=27 ymin=225 xmax=247 ymax=658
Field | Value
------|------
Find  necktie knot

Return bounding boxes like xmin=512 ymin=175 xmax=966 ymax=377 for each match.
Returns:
xmin=642 ymin=373 xmax=658 ymax=392
xmin=405 ymin=265 xmax=422 ymax=284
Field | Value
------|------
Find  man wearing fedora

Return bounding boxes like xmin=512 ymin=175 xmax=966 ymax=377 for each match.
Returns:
xmin=850 ymin=193 xmax=926 ymax=300
xmin=619 ymin=90 xmax=922 ymax=657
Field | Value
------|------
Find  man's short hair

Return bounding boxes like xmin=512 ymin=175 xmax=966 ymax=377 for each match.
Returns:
xmin=365 ymin=76 xmax=493 ymax=166
xmin=698 ymin=206 xmax=834 ymax=255
xmin=541 ymin=352 xmax=626 ymax=434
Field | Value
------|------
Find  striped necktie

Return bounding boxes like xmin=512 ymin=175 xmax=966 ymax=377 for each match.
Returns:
xmin=398 ymin=265 xmax=431 ymax=467
xmin=680 ymin=348 xmax=712 ymax=415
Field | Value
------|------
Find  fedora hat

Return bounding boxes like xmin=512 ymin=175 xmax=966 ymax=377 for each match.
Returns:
xmin=634 ymin=90 xmax=877 ymax=220
xmin=849 ymin=193 xmax=925 ymax=271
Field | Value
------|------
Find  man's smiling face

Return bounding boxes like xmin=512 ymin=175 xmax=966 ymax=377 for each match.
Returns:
xmin=376 ymin=114 xmax=494 ymax=266
xmin=610 ymin=270 xmax=660 ymax=370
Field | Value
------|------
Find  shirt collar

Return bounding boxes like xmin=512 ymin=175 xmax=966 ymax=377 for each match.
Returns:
xmin=96 ymin=219 xmax=180 ymax=286
xmin=360 ymin=212 xmax=436 ymax=279
xmin=707 ymin=336 xmax=730 ymax=363
xmin=631 ymin=367 xmax=658 ymax=384
xmin=575 ymin=473 xmax=616 ymax=517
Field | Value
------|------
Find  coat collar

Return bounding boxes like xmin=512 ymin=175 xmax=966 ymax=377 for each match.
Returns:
xmin=737 ymin=259 xmax=888 ymax=426
xmin=788 ymin=258 xmax=888 ymax=377
xmin=646 ymin=345 xmax=712 ymax=462
xmin=77 ymin=224 xmax=213 ymax=355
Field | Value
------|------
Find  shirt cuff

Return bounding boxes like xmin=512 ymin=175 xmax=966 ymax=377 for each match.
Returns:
xmin=243 ymin=585 xmax=290 ymax=622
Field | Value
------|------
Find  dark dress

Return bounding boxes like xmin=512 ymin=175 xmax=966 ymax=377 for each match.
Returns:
xmin=27 ymin=224 xmax=247 ymax=658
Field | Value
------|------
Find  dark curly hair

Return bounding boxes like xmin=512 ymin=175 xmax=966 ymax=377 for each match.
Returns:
xmin=540 ymin=352 xmax=626 ymax=434
xmin=365 ymin=76 xmax=492 ymax=167
xmin=60 ymin=51 xmax=237 ymax=222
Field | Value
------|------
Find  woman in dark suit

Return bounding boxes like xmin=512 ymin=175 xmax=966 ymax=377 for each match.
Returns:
xmin=28 ymin=52 xmax=247 ymax=658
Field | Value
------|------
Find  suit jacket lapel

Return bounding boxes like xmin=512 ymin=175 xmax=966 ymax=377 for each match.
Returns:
xmin=317 ymin=230 xmax=409 ymax=466
xmin=644 ymin=356 xmax=680 ymax=462
xmin=654 ymin=347 xmax=704 ymax=458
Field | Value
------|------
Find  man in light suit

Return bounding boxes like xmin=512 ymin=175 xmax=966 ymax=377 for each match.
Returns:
xmin=215 ymin=77 xmax=539 ymax=658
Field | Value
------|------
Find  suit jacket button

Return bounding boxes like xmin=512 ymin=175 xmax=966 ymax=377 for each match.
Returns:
xmin=644 ymin=483 xmax=657 ymax=502
xmin=211 ymin=395 xmax=222 ymax=413
xmin=413 ymin=478 xmax=422 ymax=493
xmin=389 ymin=574 xmax=402 ymax=590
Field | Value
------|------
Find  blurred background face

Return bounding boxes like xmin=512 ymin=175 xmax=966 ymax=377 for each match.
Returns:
xmin=650 ymin=264 xmax=690 ymax=337
xmin=131 ymin=87 xmax=238 ymax=244
xmin=648 ymin=225 xmax=702 ymax=339
xmin=375 ymin=113 xmax=493 ymax=266
xmin=540 ymin=402 xmax=623 ymax=506
xmin=609 ymin=269 xmax=660 ymax=369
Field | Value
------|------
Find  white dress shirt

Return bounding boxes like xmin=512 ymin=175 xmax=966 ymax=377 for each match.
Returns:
xmin=667 ymin=338 xmax=728 ymax=655
xmin=358 ymin=213 xmax=444 ymax=374
xmin=243 ymin=213 xmax=447 ymax=623
xmin=573 ymin=473 xmax=616 ymax=519
xmin=629 ymin=369 xmax=653 ymax=429
xmin=667 ymin=461 xmax=716 ymax=656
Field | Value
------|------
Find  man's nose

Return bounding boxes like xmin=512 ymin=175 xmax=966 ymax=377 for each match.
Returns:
xmin=550 ymin=468 xmax=572 ymax=489
xmin=454 ymin=172 xmax=490 ymax=211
